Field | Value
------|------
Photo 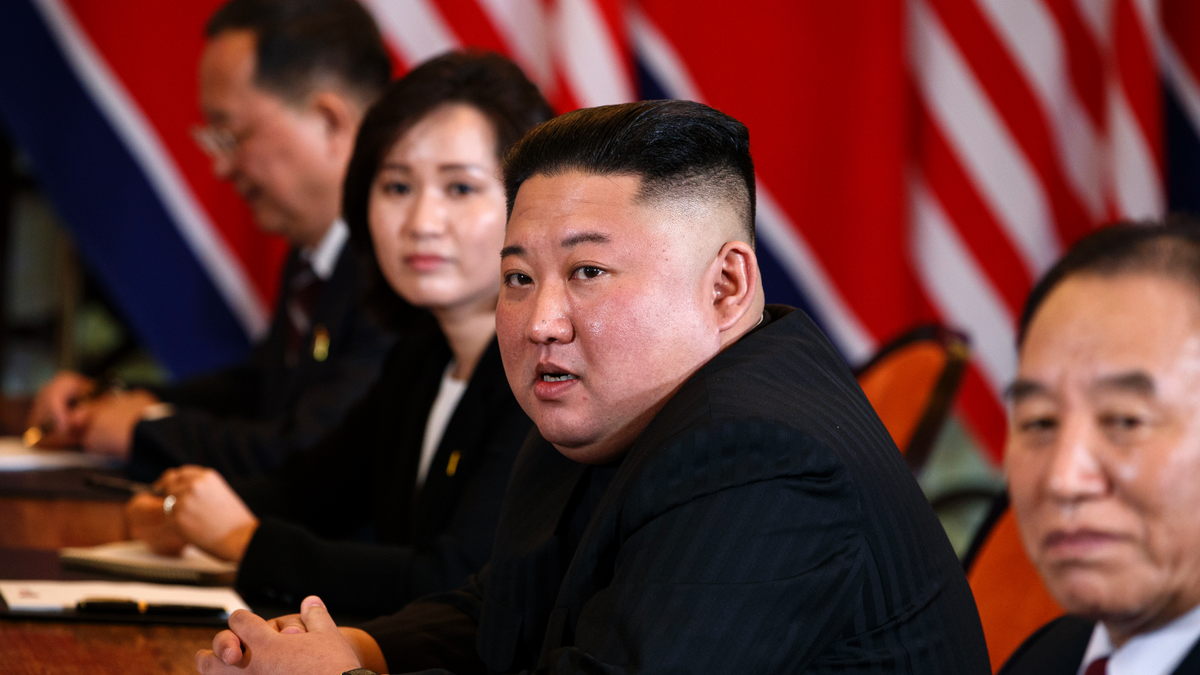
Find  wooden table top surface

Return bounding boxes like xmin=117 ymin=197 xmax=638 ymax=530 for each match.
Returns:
xmin=0 ymin=464 xmax=223 ymax=675
xmin=0 ymin=619 xmax=216 ymax=675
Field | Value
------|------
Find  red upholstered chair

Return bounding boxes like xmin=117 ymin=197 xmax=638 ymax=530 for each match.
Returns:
xmin=963 ymin=494 xmax=1064 ymax=673
xmin=855 ymin=325 xmax=970 ymax=472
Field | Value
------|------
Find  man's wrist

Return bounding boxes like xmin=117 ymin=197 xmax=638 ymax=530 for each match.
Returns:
xmin=139 ymin=402 xmax=176 ymax=422
xmin=340 ymin=627 xmax=387 ymax=673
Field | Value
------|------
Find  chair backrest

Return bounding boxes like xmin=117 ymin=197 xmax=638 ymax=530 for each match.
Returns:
xmin=855 ymin=325 xmax=970 ymax=471
xmin=964 ymin=493 xmax=1064 ymax=673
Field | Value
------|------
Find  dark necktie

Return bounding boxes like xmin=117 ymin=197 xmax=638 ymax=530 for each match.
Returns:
xmin=285 ymin=259 xmax=323 ymax=367
xmin=1084 ymin=656 xmax=1109 ymax=675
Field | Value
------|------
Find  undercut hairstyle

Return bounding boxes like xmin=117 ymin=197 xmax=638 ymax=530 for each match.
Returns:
xmin=341 ymin=51 xmax=554 ymax=328
xmin=1019 ymin=214 xmax=1200 ymax=347
xmin=502 ymin=99 xmax=757 ymax=247
xmin=206 ymin=0 xmax=391 ymax=107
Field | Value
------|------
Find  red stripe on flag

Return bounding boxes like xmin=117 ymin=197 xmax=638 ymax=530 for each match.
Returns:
xmin=429 ymin=0 xmax=509 ymax=55
xmin=1043 ymin=0 xmax=1107 ymax=130
xmin=638 ymin=1 xmax=932 ymax=342
xmin=916 ymin=106 xmax=1032 ymax=318
xmin=926 ymin=0 xmax=1091 ymax=248
xmin=1113 ymin=0 xmax=1164 ymax=169
xmin=1163 ymin=0 xmax=1200 ymax=95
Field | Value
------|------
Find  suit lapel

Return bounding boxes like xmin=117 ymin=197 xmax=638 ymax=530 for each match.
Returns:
xmin=410 ymin=338 xmax=505 ymax=542
xmin=369 ymin=326 xmax=450 ymax=544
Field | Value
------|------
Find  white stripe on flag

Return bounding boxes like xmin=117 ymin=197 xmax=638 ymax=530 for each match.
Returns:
xmin=361 ymin=0 xmax=459 ymax=69
xmin=977 ymin=0 xmax=1105 ymax=220
xmin=911 ymin=0 xmax=1061 ymax=276
xmin=32 ymin=0 xmax=270 ymax=339
xmin=911 ymin=179 xmax=1017 ymax=395
xmin=553 ymin=0 xmax=635 ymax=107
xmin=631 ymin=9 xmax=876 ymax=362
xmin=475 ymin=0 xmax=555 ymax=96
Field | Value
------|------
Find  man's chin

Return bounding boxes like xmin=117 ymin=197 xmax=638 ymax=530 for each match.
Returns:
xmin=249 ymin=207 xmax=293 ymax=237
xmin=542 ymin=430 xmax=632 ymax=466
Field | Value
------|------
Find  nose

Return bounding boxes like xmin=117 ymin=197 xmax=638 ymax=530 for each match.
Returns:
xmin=405 ymin=187 xmax=446 ymax=238
xmin=1044 ymin=413 xmax=1109 ymax=504
xmin=528 ymin=281 xmax=574 ymax=344
xmin=210 ymin=151 xmax=236 ymax=181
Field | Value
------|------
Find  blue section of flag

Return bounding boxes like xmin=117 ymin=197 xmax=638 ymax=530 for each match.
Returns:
xmin=1166 ymin=79 xmax=1200 ymax=217
xmin=0 ymin=0 xmax=252 ymax=378
xmin=635 ymin=59 xmax=839 ymax=351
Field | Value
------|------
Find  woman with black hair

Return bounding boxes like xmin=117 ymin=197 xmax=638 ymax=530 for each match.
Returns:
xmin=127 ymin=51 xmax=554 ymax=618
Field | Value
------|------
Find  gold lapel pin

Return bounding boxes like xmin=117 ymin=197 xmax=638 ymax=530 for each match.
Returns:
xmin=446 ymin=450 xmax=462 ymax=477
xmin=312 ymin=325 xmax=330 ymax=362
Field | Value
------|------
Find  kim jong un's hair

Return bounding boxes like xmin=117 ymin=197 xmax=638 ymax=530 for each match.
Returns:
xmin=502 ymin=99 xmax=757 ymax=247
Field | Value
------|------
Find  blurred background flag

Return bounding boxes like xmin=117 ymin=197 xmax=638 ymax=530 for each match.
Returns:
xmin=1 ymin=0 xmax=1199 ymax=461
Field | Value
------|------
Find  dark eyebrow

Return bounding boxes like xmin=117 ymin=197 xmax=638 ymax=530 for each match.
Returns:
xmin=1095 ymin=371 xmax=1155 ymax=397
xmin=561 ymin=232 xmax=609 ymax=248
xmin=500 ymin=244 xmax=525 ymax=259
xmin=1004 ymin=379 xmax=1047 ymax=402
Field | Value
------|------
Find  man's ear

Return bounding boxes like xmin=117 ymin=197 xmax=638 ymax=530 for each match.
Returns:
xmin=310 ymin=90 xmax=358 ymax=155
xmin=710 ymin=240 xmax=759 ymax=331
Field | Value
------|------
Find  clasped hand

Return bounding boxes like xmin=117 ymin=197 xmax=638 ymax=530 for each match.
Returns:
xmin=195 ymin=596 xmax=364 ymax=675
xmin=126 ymin=466 xmax=259 ymax=562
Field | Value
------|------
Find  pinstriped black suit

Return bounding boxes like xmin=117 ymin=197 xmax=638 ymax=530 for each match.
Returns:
xmin=363 ymin=305 xmax=990 ymax=674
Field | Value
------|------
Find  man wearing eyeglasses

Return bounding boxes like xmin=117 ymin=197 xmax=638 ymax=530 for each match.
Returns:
xmin=26 ymin=0 xmax=396 ymax=482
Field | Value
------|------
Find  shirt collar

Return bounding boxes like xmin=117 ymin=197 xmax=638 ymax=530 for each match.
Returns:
xmin=1080 ymin=602 xmax=1200 ymax=675
xmin=300 ymin=218 xmax=348 ymax=281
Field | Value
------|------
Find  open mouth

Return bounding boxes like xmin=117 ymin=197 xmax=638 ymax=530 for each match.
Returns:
xmin=541 ymin=373 xmax=578 ymax=383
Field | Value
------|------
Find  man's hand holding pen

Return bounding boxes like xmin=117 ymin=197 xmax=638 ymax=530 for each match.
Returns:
xmin=24 ymin=371 xmax=97 ymax=448
xmin=24 ymin=370 xmax=162 ymax=457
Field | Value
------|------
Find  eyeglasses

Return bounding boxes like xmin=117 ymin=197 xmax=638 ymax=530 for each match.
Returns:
xmin=190 ymin=124 xmax=250 ymax=160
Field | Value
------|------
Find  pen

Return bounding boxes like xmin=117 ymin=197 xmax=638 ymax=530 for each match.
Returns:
xmin=76 ymin=598 xmax=227 ymax=617
xmin=84 ymin=473 xmax=163 ymax=496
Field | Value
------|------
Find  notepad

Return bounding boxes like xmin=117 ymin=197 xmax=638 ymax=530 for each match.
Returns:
xmin=59 ymin=541 xmax=238 ymax=585
xmin=0 ymin=579 xmax=248 ymax=615
xmin=0 ymin=436 xmax=122 ymax=471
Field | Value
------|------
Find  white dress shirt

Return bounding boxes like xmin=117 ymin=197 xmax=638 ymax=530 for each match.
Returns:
xmin=1078 ymin=601 xmax=1200 ymax=675
xmin=301 ymin=218 xmax=349 ymax=281
xmin=416 ymin=362 xmax=469 ymax=488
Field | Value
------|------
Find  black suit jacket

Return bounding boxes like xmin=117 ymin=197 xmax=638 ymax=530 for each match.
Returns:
xmin=125 ymin=244 xmax=395 ymax=482
xmin=1000 ymin=615 xmax=1200 ymax=674
xmin=231 ymin=324 xmax=532 ymax=617
xmin=363 ymin=305 xmax=990 ymax=674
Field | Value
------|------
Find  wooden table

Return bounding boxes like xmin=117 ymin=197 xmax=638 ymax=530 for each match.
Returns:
xmin=0 ymin=470 xmax=221 ymax=675
xmin=0 ymin=468 xmax=128 ymax=550
xmin=0 ymin=620 xmax=216 ymax=675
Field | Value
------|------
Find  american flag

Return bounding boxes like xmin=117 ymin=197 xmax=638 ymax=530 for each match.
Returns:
xmin=1 ymin=0 xmax=1197 ymax=460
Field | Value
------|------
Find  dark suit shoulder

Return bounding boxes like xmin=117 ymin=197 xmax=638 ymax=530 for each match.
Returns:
xmin=594 ymin=305 xmax=988 ymax=673
xmin=998 ymin=615 xmax=1094 ymax=675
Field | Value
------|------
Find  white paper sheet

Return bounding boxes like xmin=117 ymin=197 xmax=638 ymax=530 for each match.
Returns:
xmin=0 ymin=436 xmax=123 ymax=471
xmin=59 ymin=540 xmax=238 ymax=576
xmin=0 ymin=579 xmax=249 ymax=615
